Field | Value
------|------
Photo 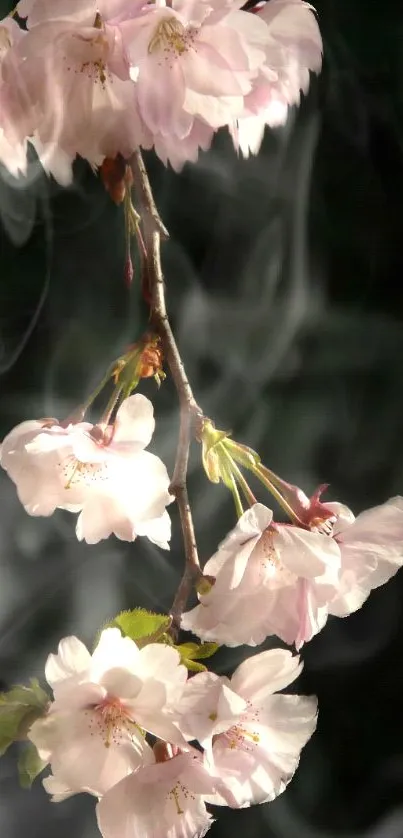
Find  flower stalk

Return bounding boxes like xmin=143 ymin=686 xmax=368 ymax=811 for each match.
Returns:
xmin=199 ymin=418 xmax=306 ymax=524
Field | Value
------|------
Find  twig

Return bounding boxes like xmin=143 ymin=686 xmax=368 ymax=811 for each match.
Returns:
xmin=130 ymin=149 xmax=203 ymax=634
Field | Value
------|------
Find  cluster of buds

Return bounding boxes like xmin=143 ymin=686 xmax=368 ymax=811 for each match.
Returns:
xmin=112 ymin=334 xmax=165 ymax=393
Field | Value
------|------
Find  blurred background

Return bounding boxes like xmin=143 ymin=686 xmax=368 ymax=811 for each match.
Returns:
xmin=1 ymin=0 xmax=403 ymax=836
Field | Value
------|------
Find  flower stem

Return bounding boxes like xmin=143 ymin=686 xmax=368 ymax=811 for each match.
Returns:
xmin=73 ymin=362 xmax=119 ymax=421
xmin=221 ymin=449 xmax=257 ymax=508
xmin=130 ymin=149 xmax=203 ymax=635
xmin=100 ymin=383 xmax=123 ymax=426
xmin=227 ymin=468 xmax=244 ymax=518
xmin=251 ymin=463 xmax=302 ymax=524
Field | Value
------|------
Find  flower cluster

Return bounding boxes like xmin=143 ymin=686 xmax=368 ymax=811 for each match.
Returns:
xmin=182 ymin=496 xmax=403 ymax=649
xmin=0 ymin=394 xmax=173 ymax=547
xmin=1 ymin=2 xmax=401 ymax=835
xmin=28 ymin=627 xmax=317 ymax=838
xmin=0 ymin=0 xmax=322 ymax=180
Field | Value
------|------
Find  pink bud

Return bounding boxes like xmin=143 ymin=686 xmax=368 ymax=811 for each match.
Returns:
xmin=124 ymin=255 xmax=134 ymax=288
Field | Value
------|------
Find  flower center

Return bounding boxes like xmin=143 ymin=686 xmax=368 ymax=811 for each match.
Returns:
xmin=224 ymin=724 xmax=260 ymax=752
xmin=258 ymin=530 xmax=295 ymax=587
xmin=148 ymin=17 xmax=197 ymax=58
xmin=168 ymin=781 xmax=195 ymax=815
xmin=60 ymin=454 xmax=109 ymax=490
xmin=63 ymin=30 xmax=110 ymax=87
xmin=310 ymin=515 xmax=335 ymax=535
xmin=85 ymin=696 xmax=138 ymax=748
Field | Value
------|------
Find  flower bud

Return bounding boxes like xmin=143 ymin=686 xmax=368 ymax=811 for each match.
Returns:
xmin=124 ymin=254 xmax=134 ymax=288
xmin=199 ymin=419 xmax=231 ymax=484
xmin=113 ymin=335 xmax=165 ymax=394
xmin=100 ymin=155 xmax=133 ymax=205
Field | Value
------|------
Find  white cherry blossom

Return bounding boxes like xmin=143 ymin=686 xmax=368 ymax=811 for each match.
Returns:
xmin=177 ymin=649 xmax=316 ymax=807
xmin=0 ymin=394 xmax=173 ymax=547
xmin=96 ymin=748 xmax=215 ymax=838
xmin=273 ymin=484 xmax=403 ymax=616
xmin=324 ymin=496 xmax=403 ymax=616
xmin=29 ymin=627 xmax=188 ymax=797
xmin=181 ymin=503 xmax=341 ymax=649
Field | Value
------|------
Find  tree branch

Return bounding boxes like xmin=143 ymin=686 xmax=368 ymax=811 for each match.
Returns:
xmin=130 ymin=149 xmax=203 ymax=634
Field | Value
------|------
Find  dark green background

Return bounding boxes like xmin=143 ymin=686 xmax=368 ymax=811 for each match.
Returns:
xmin=1 ymin=0 xmax=403 ymax=836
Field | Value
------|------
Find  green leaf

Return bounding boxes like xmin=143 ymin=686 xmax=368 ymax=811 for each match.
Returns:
xmin=100 ymin=609 xmax=172 ymax=647
xmin=0 ymin=705 xmax=31 ymax=756
xmin=0 ymin=679 xmax=49 ymax=710
xmin=18 ymin=742 xmax=47 ymax=789
xmin=0 ymin=680 xmax=50 ymax=756
xmin=176 ymin=642 xmax=219 ymax=661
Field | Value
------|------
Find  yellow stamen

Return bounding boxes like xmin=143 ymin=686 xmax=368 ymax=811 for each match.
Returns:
xmin=148 ymin=17 xmax=189 ymax=56
xmin=64 ymin=460 xmax=81 ymax=489
xmin=172 ymin=786 xmax=184 ymax=815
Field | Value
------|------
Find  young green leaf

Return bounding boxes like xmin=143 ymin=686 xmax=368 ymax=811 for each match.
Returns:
xmin=0 ymin=705 xmax=32 ymax=756
xmin=100 ymin=608 xmax=172 ymax=647
xmin=18 ymin=742 xmax=47 ymax=789
xmin=175 ymin=642 xmax=219 ymax=661
xmin=0 ymin=680 xmax=50 ymax=756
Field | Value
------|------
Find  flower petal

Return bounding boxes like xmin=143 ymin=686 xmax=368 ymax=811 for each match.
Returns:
xmin=113 ymin=394 xmax=156 ymax=451
xmin=273 ymin=525 xmax=341 ymax=578
xmin=230 ymin=649 xmax=302 ymax=702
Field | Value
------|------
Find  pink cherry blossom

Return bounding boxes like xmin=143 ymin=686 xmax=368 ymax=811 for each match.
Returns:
xmin=122 ymin=0 xmax=263 ymax=137
xmin=324 ymin=496 xmax=403 ymax=617
xmin=0 ymin=16 xmax=32 ymax=176
xmin=0 ymin=0 xmax=324 ymax=176
xmin=264 ymin=479 xmax=403 ymax=616
xmin=152 ymin=117 xmax=215 ymax=172
xmin=96 ymin=748 xmax=215 ymax=838
xmin=30 ymin=627 xmax=188 ymax=797
xmin=14 ymin=0 xmax=152 ymax=182
xmin=230 ymin=0 xmax=322 ymax=156
xmin=0 ymin=394 xmax=173 ymax=546
xmin=177 ymin=649 xmax=316 ymax=807
xmin=181 ymin=503 xmax=341 ymax=650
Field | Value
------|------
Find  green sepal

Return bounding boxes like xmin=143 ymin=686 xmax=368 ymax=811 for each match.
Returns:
xmin=18 ymin=742 xmax=47 ymax=789
xmin=0 ymin=679 xmax=50 ymax=756
xmin=175 ymin=641 xmax=219 ymax=672
xmin=100 ymin=608 xmax=172 ymax=648
xmin=176 ymin=642 xmax=219 ymax=661
xmin=184 ymin=660 xmax=207 ymax=673
xmin=225 ymin=438 xmax=261 ymax=469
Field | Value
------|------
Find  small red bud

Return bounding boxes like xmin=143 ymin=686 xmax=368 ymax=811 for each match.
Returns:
xmin=100 ymin=156 xmax=133 ymax=205
xmin=124 ymin=255 xmax=134 ymax=288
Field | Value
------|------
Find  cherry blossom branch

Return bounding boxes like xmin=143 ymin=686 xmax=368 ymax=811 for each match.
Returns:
xmin=130 ymin=149 xmax=203 ymax=632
